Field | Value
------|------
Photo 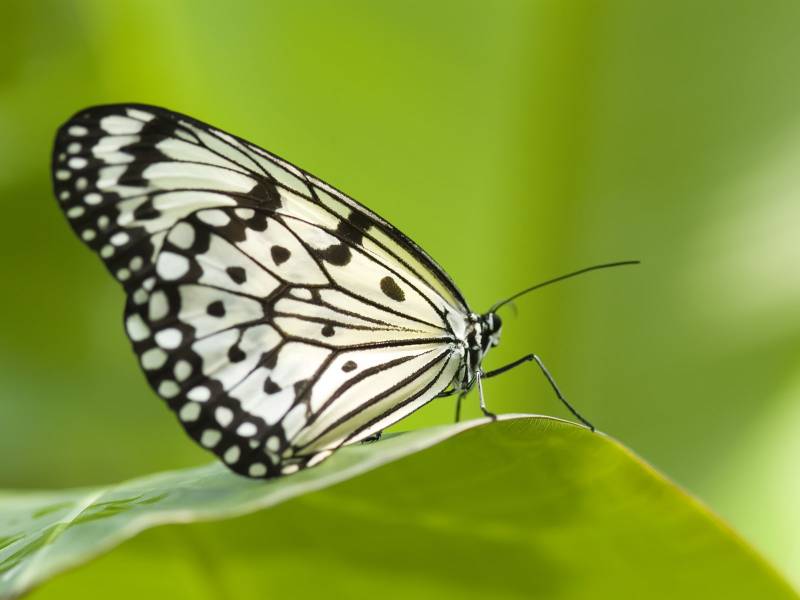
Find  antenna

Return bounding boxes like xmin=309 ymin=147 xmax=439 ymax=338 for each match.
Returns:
xmin=488 ymin=260 xmax=640 ymax=313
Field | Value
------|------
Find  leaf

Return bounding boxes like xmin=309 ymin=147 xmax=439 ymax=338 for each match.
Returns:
xmin=1 ymin=416 xmax=795 ymax=600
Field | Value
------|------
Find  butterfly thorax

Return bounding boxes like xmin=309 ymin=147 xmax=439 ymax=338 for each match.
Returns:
xmin=456 ymin=312 xmax=502 ymax=391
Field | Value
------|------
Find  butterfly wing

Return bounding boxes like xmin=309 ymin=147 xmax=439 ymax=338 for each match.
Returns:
xmin=52 ymin=104 xmax=469 ymax=477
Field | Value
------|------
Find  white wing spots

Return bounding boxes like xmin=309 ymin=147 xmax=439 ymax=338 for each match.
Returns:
xmin=236 ymin=422 xmax=257 ymax=437
xmin=148 ymin=290 xmax=170 ymax=321
xmin=156 ymin=252 xmax=190 ymax=280
xmin=197 ymin=209 xmax=230 ymax=227
xmin=68 ymin=157 xmax=87 ymax=169
xmin=67 ymin=142 xmax=81 ymax=154
xmin=110 ymin=231 xmax=129 ymax=246
xmin=187 ymin=386 xmax=211 ymax=402
xmin=201 ymin=429 xmax=222 ymax=448
xmin=67 ymin=125 xmax=88 ymax=136
xmin=215 ymin=406 xmax=234 ymax=427
xmin=248 ymin=463 xmax=267 ymax=477
xmin=116 ymin=268 xmax=131 ymax=282
xmin=174 ymin=360 xmax=192 ymax=382
xmin=130 ymin=256 xmax=144 ymax=271
xmin=266 ymin=436 xmax=281 ymax=452
xmin=126 ymin=108 xmax=155 ymax=121
xmin=84 ymin=193 xmax=102 ymax=205
xmin=141 ymin=347 xmax=167 ymax=370
xmin=126 ymin=313 xmax=150 ymax=341
xmin=155 ymin=328 xmax=182 ymax=349
xmin=67 ymin=206 xmax=84 ymax=218
xmin=100 ymin=115 xmax=144 ymax=135
xmin=179 ymin=401 xmax=202 ymax=422
xmin=143 ymin=162 xmax=256 ymax=193
xmin=132 ymin=287 xmax=148 ymax=305
xmin=158 ymin=380 xmax=180 ymax=398
xmin=75 ymin=177 xmax=88 ymax=191
xmin=55 ymin=170 xmax=70 ymax=181
xmin=59 ymin=190 xmax=70 ymax=201
xmin=223 ymin=445 xmax=241 ymax=464
xmin=100 ymin=245 xmax=114 ymax=259
xmin=82 ymin=229 xmax=96 ymax=242
xmin=167 ymin=222 xmax=196 ymax=250
xmin=235 ymin=208 xmax=255 ymax=220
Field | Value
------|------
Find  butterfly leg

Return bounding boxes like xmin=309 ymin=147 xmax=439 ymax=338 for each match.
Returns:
xmin=454 ymin=391 xmax=468 ymax=422
xmin=476 ymin=370 xmax=496 ymax=420
xmin=483 ymin=354 xmax=595 ymax=432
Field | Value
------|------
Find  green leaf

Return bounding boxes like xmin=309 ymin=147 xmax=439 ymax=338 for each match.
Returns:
xmin=1 ymin=416 xmax=795 ymax=600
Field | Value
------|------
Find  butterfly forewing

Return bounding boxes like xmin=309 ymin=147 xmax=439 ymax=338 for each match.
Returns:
xmin=52 ymin=104 xmax=469 ymax=477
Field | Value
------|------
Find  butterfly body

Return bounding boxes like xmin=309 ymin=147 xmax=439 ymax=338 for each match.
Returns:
xmin=51 ymin=104 xmax=503 ymax=478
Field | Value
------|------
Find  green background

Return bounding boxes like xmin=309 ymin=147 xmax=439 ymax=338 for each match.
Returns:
xmin=1 ymin=0 xmax=799 ymax=590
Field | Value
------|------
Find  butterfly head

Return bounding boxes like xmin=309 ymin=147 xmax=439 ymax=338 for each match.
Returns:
xmin=482 ymin=311 xmax=503 ymax=352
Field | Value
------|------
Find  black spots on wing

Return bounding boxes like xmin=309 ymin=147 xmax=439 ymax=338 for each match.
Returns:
xmin=133 ymin=202 xmax=160 ymax=221
xmin=336 ymin=220 xmax=363 ymax=246
xmin=228 ymin=345 xmax=246 ymax=363
xmin=264 ymin=377 xmax=280 ymax=394
xmin=226 ymin=266 xmax=247 ymax=285
xmin=380 ymin=276 xmax=405 ymax=302
xmin=250 ymin=179 xmax=282 ymax=211
xmin=321 ymin=324 xmax=335 ymax=337
xmin=271 ymin=245 xmax=291 ymax=265
xmin=348 ymin=210 xmax=374 ymax=231
xmin=293 ymin=379 xmax=310 ymax=401
xmin=262 ymin=348 xmax=279 ymax=369
xmin=206 ymin=300 xmax=226 ymax=317
xmin=246 ymin=211 xmax=269 ymax=232
xmin=325 ymin=210 xmax=374 ymax=261
xmin=342 ymin=360 xmax=357 ymax=372
xmin=317 ymin=243 xmax=351 ymax=266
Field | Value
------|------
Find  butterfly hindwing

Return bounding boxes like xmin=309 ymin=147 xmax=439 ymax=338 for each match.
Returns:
xmin=52 ymin=104 xmax=469 ymax=477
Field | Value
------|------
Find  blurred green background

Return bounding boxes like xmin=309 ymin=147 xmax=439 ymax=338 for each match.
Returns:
xmin=1 ymin=0 xmax=799 ymax=589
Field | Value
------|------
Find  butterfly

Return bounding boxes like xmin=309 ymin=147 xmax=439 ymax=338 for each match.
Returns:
xmin=52 ymin=104 xmax=626 ymax=478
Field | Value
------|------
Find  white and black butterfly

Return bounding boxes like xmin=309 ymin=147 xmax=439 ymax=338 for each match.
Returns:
xmin=52 ymin=104 xmax=623 ymax=478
